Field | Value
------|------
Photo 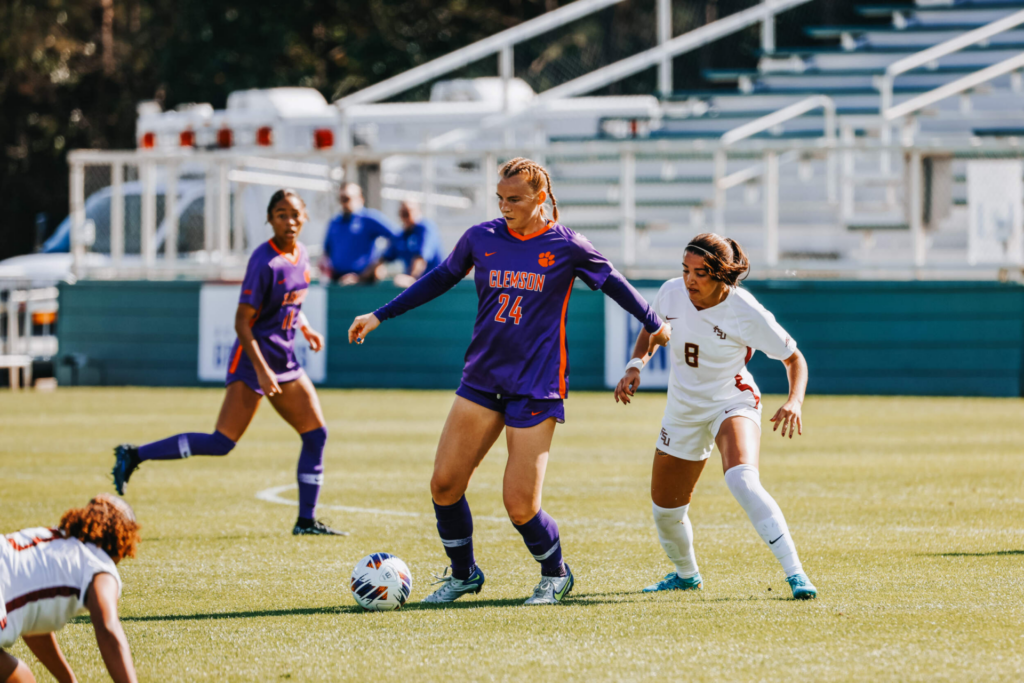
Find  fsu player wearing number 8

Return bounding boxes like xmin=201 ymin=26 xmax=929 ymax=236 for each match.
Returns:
xmin=614 ymin=233 xmax=817 ymax=599
xmin=349 ymin=158 xmax=670 ymax=605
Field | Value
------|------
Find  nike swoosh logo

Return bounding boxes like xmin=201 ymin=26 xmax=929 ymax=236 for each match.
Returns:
xmin=725 ymin=407 xmax=741 ymax=414
xmin=666 ymin=317 xmax=677 ymax=320
xmin=769 ymin=534 xmax=784 ymax=545
xmin=278 ymin=280 xmax=285 ymax=284
xmin=485 ymin=252 xmax=496 ymax=257
xmin=531 ymin=411 xmax=542 ymax=416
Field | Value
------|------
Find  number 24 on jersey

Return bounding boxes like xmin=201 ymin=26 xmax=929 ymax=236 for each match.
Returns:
xmin=494 ymin=294 xmax=523 ymax=325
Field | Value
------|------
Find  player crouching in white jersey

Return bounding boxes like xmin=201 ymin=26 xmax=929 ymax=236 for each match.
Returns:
xmin=614 ymin=233 xmax=816 ymax=600
xmin=1 ymin=494 xmax=139 ymax=683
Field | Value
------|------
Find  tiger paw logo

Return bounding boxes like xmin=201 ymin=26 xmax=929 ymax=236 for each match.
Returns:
xmin=538 ymin=252 xmax=556 ymax=267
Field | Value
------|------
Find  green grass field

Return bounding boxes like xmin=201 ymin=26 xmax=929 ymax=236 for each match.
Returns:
xmin=2 ymin=388 xmax=1023 ymax=681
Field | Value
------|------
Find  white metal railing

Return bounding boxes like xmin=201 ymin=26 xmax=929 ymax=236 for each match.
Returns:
xmin=713 ymin=95 xmax=836 ymax=265
xmin=335 ymin=0 xmax=626 ymax=112
xmin=425 ymin=0 xmax=813 ymax=151
xmin=64 ymin=136 xmax=1024 ymax=282
xmin=885 ymin=52 xmax=1024 ymax=122
xmin=878 ymin=8 xmax=1024 ymax=116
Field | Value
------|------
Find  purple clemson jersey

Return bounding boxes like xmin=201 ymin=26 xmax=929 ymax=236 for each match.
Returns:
xmin=227 ymin=240 xmax=311 ymax=385
xmin=441 ymin=218 xmax=613 ymax=399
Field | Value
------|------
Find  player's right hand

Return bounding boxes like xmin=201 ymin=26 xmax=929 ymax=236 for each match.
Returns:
xmin=614 ymin=369 xmax=641 ymax=405
xmin=648 ymin=322 xmax=671 ymax=355
xmin=257 ymin=369 xmax=282 ymax=397
xmin=348 ymin=313 xmax=381 ymax=344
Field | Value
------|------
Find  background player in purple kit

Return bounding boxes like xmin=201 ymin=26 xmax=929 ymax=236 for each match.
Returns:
xmin=111 ymin=189 xmax=344 ymax=536
xmin=348 ymin=158 xmax=671 ymax=605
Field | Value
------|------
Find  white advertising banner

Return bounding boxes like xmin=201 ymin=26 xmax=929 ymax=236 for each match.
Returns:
xmin=604 ymin=288 xmax=671 ymax=390
xmin=198 ymin=284 xmax=327 ymax=383
xmin=966 ymin=160 xmax=1024 ymax=265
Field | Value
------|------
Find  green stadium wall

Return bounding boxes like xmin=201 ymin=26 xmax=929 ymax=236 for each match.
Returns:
xmin=56 ymin=279 xmax=1024 ymax=397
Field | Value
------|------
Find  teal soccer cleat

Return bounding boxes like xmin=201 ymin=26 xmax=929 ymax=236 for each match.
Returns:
xmin=786 ymin=572 xmax=817 ymax=600
xmin=642 ymin=572 xmax=703 ymax=593
xmin=422 ymin=565 xmax=485 ymax=604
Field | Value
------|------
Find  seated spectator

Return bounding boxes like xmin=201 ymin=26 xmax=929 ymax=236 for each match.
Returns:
xmin=320 ymin=183 xmax=397 ymax=285
xmin=385 ymin=201 xmax=443 ymax=289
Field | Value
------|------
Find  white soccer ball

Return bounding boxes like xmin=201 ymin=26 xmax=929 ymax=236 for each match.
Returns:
xmin=350 ymin=553 xmax=412 ymax=611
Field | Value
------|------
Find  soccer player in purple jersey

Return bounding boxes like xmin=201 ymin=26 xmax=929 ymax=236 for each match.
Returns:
xmin=111 ymin=190 xmax=344 ymax=536
xmin=348 ymin=158 xmax=671 ymax=605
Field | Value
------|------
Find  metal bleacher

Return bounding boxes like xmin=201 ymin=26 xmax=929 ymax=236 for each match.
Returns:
xmin=541 ymin=0 xmax=1024 ymax=276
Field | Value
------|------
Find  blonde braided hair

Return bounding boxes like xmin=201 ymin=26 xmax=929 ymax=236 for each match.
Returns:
xmin=499 ymin=157 xmax=559 ymax=222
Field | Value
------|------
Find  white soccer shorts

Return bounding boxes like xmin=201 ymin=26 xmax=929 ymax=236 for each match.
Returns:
xmin=655 ymin=403 xmax=762 ymax=461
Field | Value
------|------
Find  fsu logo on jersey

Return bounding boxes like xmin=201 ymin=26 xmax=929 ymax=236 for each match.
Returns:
xmin=713 ymin=326 xmax=727 ymax=340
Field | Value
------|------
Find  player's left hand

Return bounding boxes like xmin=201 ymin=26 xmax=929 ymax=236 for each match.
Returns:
xmin=301 ymin=326 xmax=324 ymax=352
xmin=614 ymin=369 xmax=641 ymax=405
xmin=770 ymin=400 xmax=802 ymax=438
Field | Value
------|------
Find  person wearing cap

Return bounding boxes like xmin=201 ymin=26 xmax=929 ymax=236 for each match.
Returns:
xmin=0 ymin=494 xmax=140 ymax=683
xmin=320 ymin=183 xmax=398 ymax=285
xmin=384 ymin=201 xmax=443 ymax=289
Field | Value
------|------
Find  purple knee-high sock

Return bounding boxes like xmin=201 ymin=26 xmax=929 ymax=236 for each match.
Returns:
xmin=433 ymin=496 xmax=476 ymax=580
xmin=137 ymin=431 xmax=235 ymax=461
xmin=297 ymin=427 xmax=327 ymax=520
xmin=513 ymin=509 xmax=566 ymax=577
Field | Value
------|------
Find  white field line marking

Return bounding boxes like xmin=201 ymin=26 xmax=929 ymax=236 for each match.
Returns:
xmin=255 ymin=484 xmax=508 ymax=522
xmin=255 ymin=485 xmax=1024 ymax=535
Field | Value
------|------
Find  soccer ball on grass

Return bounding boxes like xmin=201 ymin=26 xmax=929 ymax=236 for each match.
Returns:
xmin=350 ymin=553 xmax=412 ymax=611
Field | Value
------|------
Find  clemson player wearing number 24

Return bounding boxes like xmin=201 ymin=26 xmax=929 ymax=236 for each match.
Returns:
xmin=349 ymin=158 xmax=671 ymax=606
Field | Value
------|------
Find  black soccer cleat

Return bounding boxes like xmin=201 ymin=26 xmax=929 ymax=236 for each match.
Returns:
xmin=112 ymin=444 xmax=141 ymax=495
xmin=292 ymin=517 xmax=348 ymax=536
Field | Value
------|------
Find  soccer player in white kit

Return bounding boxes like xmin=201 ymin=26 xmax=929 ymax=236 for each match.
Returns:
xmin=0 ymin=494 xmax=139 ymax=683
xmin=614 ymin=233 xmax=817 ymax=599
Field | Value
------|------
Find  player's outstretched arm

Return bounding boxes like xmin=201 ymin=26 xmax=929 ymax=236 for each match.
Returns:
xmin=22 ymin=633 xmax=76 ymax=683
xmin=87 ymin=573 xmax=137 ymax=683
xmin=614 ymin=326 xmax=671 ymax=405
xmin=770 ymin=349 xmax=808 ymax=439
xmin=349 ymin=264 xmax=465 ymax=345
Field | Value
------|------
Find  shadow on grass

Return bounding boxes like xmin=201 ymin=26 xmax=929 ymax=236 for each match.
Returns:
xmin=113 ymin=606 xmax=361 ymax=622
xmin=924 ymin=549 xmax=1024 ymax=558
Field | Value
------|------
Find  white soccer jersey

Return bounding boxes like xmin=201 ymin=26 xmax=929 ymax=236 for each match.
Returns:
xmin=652 ymin=280 xmax=797 ymax=424
xmin=0 ymin=527 xmax=121 ymax=648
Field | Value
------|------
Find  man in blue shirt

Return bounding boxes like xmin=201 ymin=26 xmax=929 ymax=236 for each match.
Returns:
xmin=321 ymin=183 xmax=397 ymax=285
xmin=385 ymin=201 xmax=443 ymax=288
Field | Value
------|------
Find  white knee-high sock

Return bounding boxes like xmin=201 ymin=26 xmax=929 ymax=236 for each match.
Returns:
xmin=724 ymin=464 xmax=803 ymax=577
xmin=652 ymin=503 xmax=699 ymax=578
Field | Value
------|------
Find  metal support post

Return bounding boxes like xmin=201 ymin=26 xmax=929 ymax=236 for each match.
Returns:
xmin=422 ymin=154 xmax=437 ymax=221
xmin=165 ymin=163 xmax=179 ymax=262
xmin=621 ymin=151 xmax=637 ymax=266
xmin=70 ymin=162 xmax=85 ymax=279
xmin=713 ymin=149 xmax=727 ymax=231
xmin=841 ymin=124 xmax=855 ymax=221
xmin=909 ymin=150 xmax=925 ymax=267
xmin=761 ymin=0 xmax=776 ymax=54
xmin=140 ymin=160 xmax=157 ymax=269
xmin=500 ymin=45 xmax=514 ymax=113
xmin=657 ymin=0 xmax=673 ymax=97
xmin=217 ymin=162 xmax=230 ymax=258
xmin=484 ymin=153 xmax=498 ymax=220
xmin=204 ymin=164 xmax=216 ymax=252
xmin=110 ymin=162 xmax=124 ymax=265
xmin=763 ymin=150 xmax=779 ymax=266
xmin=6 ymin=295 xmax=18 ymax=356
xmin=232 ymin=181 xmax=246 ymax=255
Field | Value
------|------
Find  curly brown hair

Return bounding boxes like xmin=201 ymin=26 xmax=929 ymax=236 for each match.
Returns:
xmin=684 ymin=232 xmax=750 ymax=286
xmin=59 ymin=494 xmax=140 ymax=563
